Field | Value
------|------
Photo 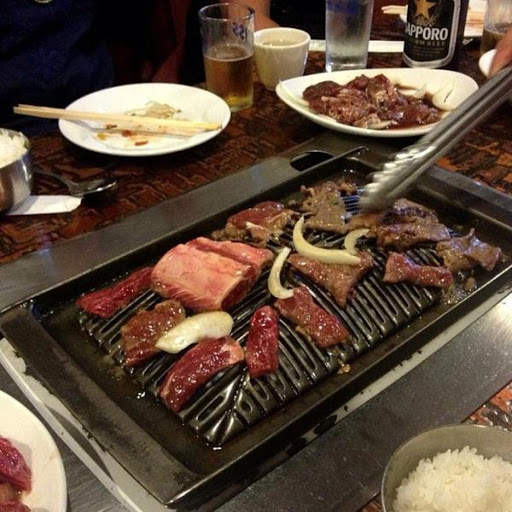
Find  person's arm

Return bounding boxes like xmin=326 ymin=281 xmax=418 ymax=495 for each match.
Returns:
xmin=489 ymin=26 xmax=512 ymax=75
xmin=229 ymin=0 xmax=280 ymax=30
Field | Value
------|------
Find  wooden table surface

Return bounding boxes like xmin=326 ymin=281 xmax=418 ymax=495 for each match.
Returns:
xmin=1 ymin=3 xmax=511 ymax=510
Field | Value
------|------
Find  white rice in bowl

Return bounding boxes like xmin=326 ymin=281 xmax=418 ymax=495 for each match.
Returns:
xmin=393 ymin=446 xmax=512 ymax=512
xmin=0 ymin=129 xmax=28 ymax=168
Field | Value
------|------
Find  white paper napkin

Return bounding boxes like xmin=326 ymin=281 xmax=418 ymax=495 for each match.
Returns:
xmin=7 ymin=195 xmax=82 ymax=215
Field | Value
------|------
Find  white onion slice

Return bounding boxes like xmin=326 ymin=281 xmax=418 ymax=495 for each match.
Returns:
xmin=155 ymin=311 xmax=233 ymax=354
xmin=268 ymin=247 xmax=294 ymax=299
xmin=398 ymin=83 xmax=427 ymax=99
xmin=432 ymin=81 xmax=456 ymax=111
xmin=344 ymin=228 xmax=370 ymax=255
xmin=292 ymin=216 xmax=361 ymax=265
xmin=367 ymin=120 xmax=393 ymax=130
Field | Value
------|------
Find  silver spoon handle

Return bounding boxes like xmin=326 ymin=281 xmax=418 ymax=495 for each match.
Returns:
xmin=360 ymin=65 xmax=512 ymax=211
xmin=33 ymin=167 xmax=74 ymax=187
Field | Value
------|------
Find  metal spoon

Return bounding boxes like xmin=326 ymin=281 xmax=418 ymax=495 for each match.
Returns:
xmin=33 ymin=167 xmax=117 ymax=197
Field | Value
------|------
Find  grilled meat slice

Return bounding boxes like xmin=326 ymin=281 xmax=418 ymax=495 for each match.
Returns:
xmin=288 ymin=251 xmax=374 ymax=307
xmin=0 ymin=502 xmax=30 ymax=512
xmin=76 ymin=266 xmax=153 ymax=318
xmin=309 ymin=88 xmax=378 ymax=128
xmin=245 ymin=306 xmax=280 ymax=378
xmin=0 ymin=482 xmax=21 ymax=504
xmin=374 ymin=221 xmax=451 ymax=251
xmin=341 ymin=211 xmax=385 ymax=234
xmin=189 ymin=237 xmax=273 ymax=275
xmin=385 ymin=198 xmax=439 ymax=224
xmin=300 ymin=180 xmax=350 ymax=234
xmin=371 ymin=198 xmax=450 ymax=250
xmin=213 ymin=201 xmax=296 ymax=245
xmin=159 ymin=336 xmax=244 ymax=412
xmin=303 ymin=75 xmax=441 ymax=129
xmin=436 ymin=228 xmax=504 ymax=272
xmin=303 ymin=80 xmax=343 ymax=102
xmin=121 ymin=299 xmax=186 ymax=367
xmin=275 ymin=286 xmax=349 ymax=348
xmin=151 ymin=243 xmax=257 ymax=311
xmin=0 ymin=437 xmax=31 ymax=492
xmin=383 ymin=252 xmax=453 ymax=288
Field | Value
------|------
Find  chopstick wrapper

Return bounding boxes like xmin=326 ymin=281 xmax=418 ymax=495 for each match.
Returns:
xmin=7 ymin=195 xmax=82 ymax=215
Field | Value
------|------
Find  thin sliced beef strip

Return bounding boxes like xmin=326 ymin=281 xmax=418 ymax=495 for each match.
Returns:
xmin=287 ymin=251 xmax=374 ymax=307
xmin=383 ymin=252 xmax=453 ymax=288
xmin=159 ymin=336 xmax=244 ymax=412
xmin=76 ymin=266 xmax=153 ymax=318
xmin=275 ymin=286 xmax=349 ymax=348
xmin=245 ymin=306 xmax=280 ymax=378
xmin=436 ymin=228 xmax=505 ymax=272
xmin=121 ymin=299 xmax=186 ymax=367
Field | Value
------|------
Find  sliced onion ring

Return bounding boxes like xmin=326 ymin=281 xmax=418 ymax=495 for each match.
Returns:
xmin=292 ymin=216 xmax=361 ymax=265
xmin=344 ymin=228 xmax=370 ymax=255
xmin=432 ymin=81 xmax=456 ymax=111
xmin=268 ymin=247 xmax=294 ymax=299
xmin=155 ymin=311 xmax=233 ymax=354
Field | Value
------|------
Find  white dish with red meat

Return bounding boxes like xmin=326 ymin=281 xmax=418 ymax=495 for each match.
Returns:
xmin=276 ymin=68 xmax=478 ymax=138
xmin=0 ymin=390 xmax=66 ymax=512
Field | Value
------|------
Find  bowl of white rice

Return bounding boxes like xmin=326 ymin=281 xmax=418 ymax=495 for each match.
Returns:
xmin=0 ymin=128 xmax=32 ymax=212
xmin=381 ymin=424 xmax=512 ymax=512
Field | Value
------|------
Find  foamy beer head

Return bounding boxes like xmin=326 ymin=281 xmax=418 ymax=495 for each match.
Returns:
xmin=254 ymin=28 xmax=311 ymax=90
xmin=199 ymin=3 xmax=255 ymax=112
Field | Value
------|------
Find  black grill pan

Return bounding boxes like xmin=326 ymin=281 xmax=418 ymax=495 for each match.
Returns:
xmin=1 ymin=139 xmax=512 ymax=510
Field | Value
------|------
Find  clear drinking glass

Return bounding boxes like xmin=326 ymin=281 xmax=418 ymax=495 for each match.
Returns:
xmin=199 ymin=3 xmax=255 ymax=111
xmin=325 ymin=0 xmax=375 ymax=71
xmin=480 ymin=0 xmax=512 ymax=54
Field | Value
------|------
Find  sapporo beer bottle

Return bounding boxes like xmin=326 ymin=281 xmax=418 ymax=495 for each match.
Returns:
xmin=402 ymin=0 xmax=470 ymax=69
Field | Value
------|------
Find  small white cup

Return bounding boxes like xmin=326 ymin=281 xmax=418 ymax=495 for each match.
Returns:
xmin=254 ymin=28 xmax=311 ymax=91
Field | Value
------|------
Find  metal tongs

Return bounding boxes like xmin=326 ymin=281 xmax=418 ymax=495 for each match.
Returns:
xmin=359 ymin=65 xmax=512 ymax=211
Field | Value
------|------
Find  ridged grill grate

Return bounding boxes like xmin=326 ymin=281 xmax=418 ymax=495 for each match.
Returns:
xmin=78 ymin=194 xmax=442 ymax=446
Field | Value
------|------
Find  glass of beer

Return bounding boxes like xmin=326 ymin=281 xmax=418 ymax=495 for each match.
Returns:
xmin=480 ymin=0 xmax=512 ymax=55
xmin=199 ymin=3 xmax=255 ymax=112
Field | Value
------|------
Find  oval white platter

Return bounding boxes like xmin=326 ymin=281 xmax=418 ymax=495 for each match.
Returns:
xmin=0 ymin=390 xmax=67 ymax=512
xmin=276 ymin=68 xmax=478 ymax=138
xmin=59 ymin=83 xmax=231 ymax=157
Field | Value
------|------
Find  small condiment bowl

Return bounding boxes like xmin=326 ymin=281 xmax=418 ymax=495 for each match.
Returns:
xmin=0 ymin=128 xmax=32 ymax=212
xmin=381 ymin=424 xmax=512 ymax=512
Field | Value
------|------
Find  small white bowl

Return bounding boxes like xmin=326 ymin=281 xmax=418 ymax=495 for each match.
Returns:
xmin=479 ymin=49 xmax=496 ymax=77
xmin=381 ymin=424 xmax=512 ymax=512
xmin=254 ymin=27 xmax=311 ymax=90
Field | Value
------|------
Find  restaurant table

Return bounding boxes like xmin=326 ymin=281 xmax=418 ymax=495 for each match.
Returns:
xmin=1 ymin=4 xmax=512 ymax=512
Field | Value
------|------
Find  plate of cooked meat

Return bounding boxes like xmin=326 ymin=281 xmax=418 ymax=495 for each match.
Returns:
xmin=276 ymin=68 xmax=478 ymax=138
xmin=0 ymin=391 xmax=67 ymax=512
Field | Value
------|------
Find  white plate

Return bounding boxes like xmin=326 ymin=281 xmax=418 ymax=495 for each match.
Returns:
xmin=399 ymin=0 xmax=486 ymax=38
xmin=0 ymin=390 xmax=67 ymax=512
xmin=276 ymin=68 xmax=478 ymax=138
xmin=59 ymin=83 xmax=231 ymax=157
xmin=479 ymin=49 xmax=496 ymax=77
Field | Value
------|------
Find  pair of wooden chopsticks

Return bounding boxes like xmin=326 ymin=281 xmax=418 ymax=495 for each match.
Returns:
xmin=381 ymin=4 xmax=484 ymax=24
xmin=13 ymin=104 xmax=221 ymax=136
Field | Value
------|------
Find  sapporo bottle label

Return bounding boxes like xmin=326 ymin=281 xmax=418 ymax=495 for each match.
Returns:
xmin=403 ymin=0 xmax=460 ymax=67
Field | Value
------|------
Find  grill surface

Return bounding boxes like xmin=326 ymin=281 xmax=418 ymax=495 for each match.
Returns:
xmin=76 ymin=193 xmax=442 ymax=447
xmin=1 ymin=141 xmax=511 ymax=510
